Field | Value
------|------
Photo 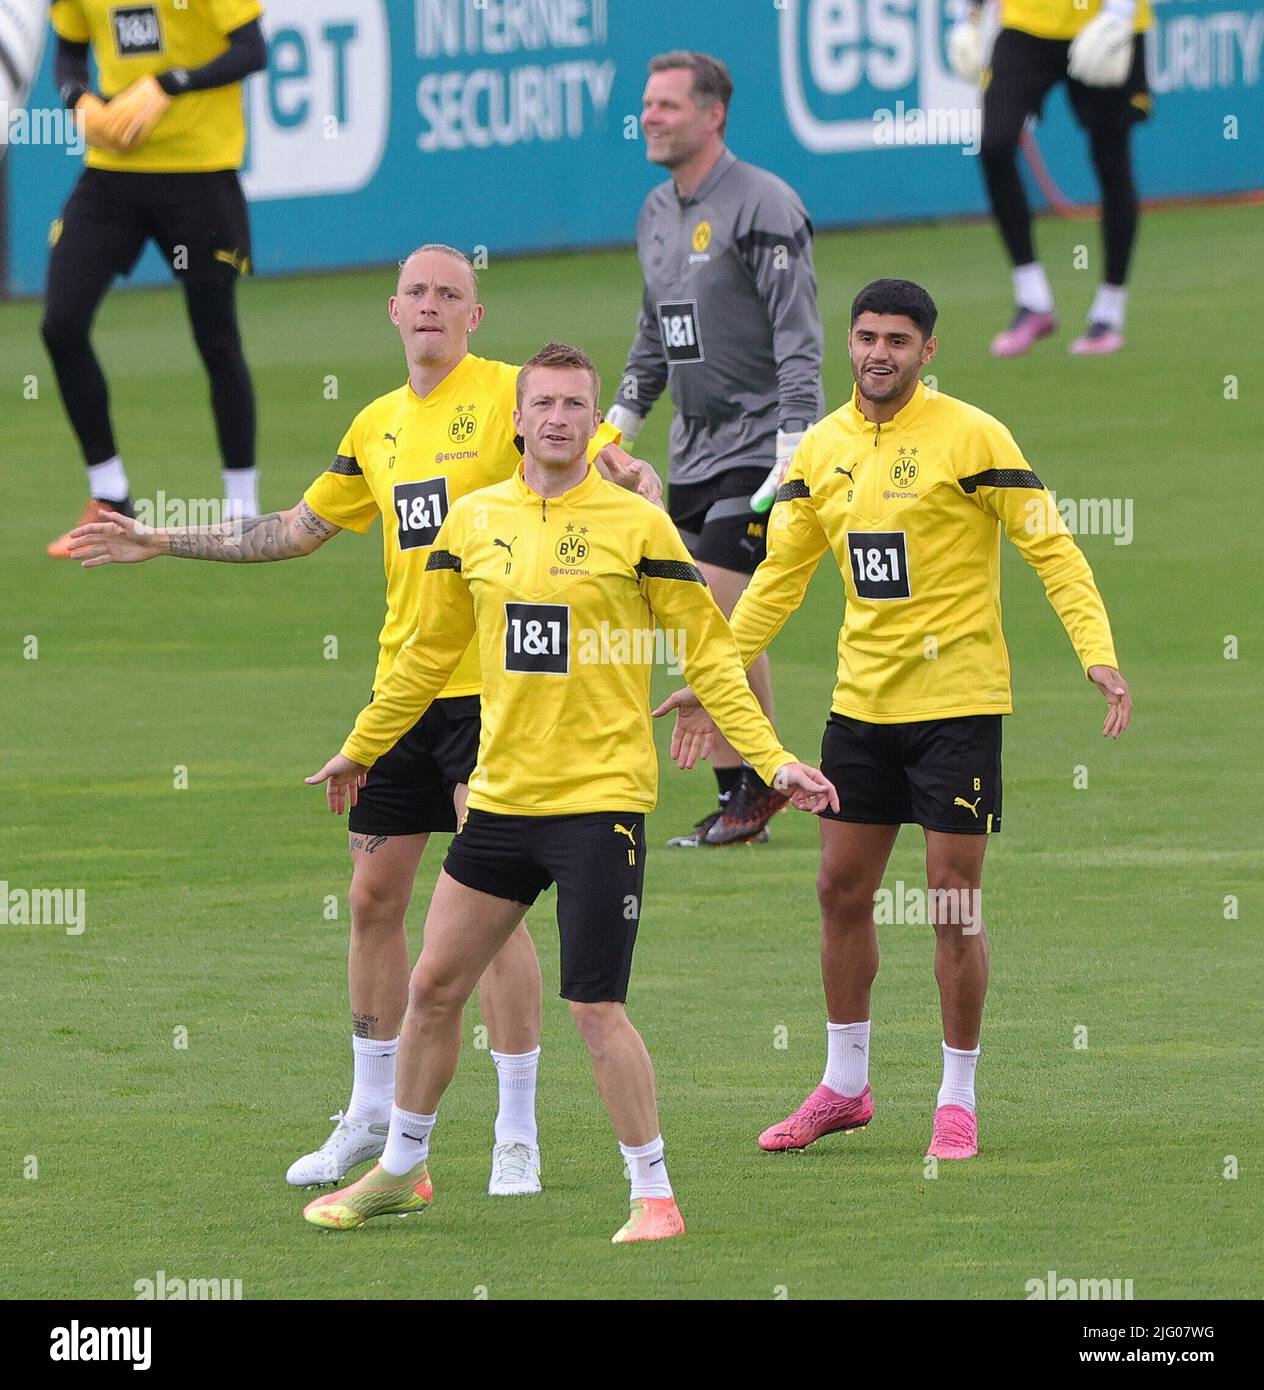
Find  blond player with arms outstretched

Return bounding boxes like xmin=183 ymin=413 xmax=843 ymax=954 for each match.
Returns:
xmin=70 ymin=247 xmax=661 ymax=1197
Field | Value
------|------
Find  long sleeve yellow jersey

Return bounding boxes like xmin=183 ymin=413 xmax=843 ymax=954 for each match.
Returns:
xmin=729 ymin=381 xmax=1118 ymax=724
xmin=342 ymin=463 xmax=796 ymax=815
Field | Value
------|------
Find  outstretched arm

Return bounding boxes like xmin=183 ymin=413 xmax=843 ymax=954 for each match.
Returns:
xmin=68 ymin=500 xmax=341 ymax=566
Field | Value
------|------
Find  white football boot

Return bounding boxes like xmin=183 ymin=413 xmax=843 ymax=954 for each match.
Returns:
xmin=488 ymin=1141 xmax=542 ymax=1196
xmin=285 ymin=1111 xmax=390 ymax=1187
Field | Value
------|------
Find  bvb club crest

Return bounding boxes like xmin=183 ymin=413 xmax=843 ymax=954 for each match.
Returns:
xmin=691 ymin=221 xmax=712 ymax=253
xmin=555 ymin=534 xmax=589 ymax=565
xmin=449 ymin=407 xmax=477 ymax=443
xmin=891 ymin=458 xmax=918 ymax=487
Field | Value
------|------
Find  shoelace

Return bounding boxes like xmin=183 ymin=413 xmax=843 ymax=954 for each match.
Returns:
xmin=493 ymin=1143 xmax=536 ymax=1184
xmin=320 ymin=1111 xmax=353 ymax=1151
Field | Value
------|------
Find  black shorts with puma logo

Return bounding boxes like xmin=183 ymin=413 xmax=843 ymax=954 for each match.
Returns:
xmin=820 ymin=714 xmax=1002 ymax=834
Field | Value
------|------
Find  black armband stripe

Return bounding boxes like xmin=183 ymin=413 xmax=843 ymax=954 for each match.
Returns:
xmin=637 ymin=557 xmax=705 ymax=584
xmin=775 ymin=480 xmax=811 ymax=503
xmin=734 ymin=222 xmax=813 ymax=259
xmin=328 ymin=454 xmax=362 ymax=476
xmin=426 ymin=550 xmax=461 ymax=572
xmin=958 ymin=467 xmax=1044 ymax=494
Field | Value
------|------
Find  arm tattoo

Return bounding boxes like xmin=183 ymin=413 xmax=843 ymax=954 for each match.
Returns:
xmin=165 ymin=501 xmax=338 ymax=562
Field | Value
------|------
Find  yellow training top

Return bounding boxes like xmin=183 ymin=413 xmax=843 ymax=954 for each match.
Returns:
xmin=342 ymin=464 xmax=795 ymax=816
xmin=305 ymin=354 xmax=621 ymax=701
xmin=1000 ymin=0 xmax=1152 ymax=42
xmin=729 ymin=381 xmax=1118 ymax=724
xmin=51 ymin=0 xmax=262 ymax=172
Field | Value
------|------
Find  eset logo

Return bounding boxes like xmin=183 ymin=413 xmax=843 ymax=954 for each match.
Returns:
xmin=778 ymin=0 xmax=982 ymax=152
xmin=242 ymin=0 xmax=390 ymax=200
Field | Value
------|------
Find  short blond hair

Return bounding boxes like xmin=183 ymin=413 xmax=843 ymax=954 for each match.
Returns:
xmin=516 ymin=341 xmax=601 ymax=410
xmin=397 ymin=243 xmax=478 ymax=296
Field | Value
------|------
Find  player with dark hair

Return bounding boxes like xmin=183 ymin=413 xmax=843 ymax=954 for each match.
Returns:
xmin=948 ymin=0 xmax=1152 ymax=355
xmin=657 ymin=278 xmax=1132 ymax=1160
xmin=608 ymin=49 xmax=825 ymax=847
xmin=43 ymin=0 xmax=268 ymax=555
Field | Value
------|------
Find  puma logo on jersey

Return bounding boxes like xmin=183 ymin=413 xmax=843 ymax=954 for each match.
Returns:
xmin=835 ymin=465 xmax=857 ymax=481
xmin=493 ymin=537 xmax=515 ymax=557
xmin=384 ymin=430 xmax=401 ymax=446
xmin=954 ymin=795 xmax=981 ymax=818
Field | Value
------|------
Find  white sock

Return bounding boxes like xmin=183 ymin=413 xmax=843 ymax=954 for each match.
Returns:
xmin=345 ymin=1034 xmax=396 ymax=1123
xmin=490 ymin=1046 xmax=540 ymax=1146
xmin=1012 ymin=262 xmax=1054 ymax=314
xmin=87 ymin=455 xmax=129 ymax=503
xmin=620 ymin=1135 xmax=672 ymax=1200
xmin=822 ymin=1019 xmax=870 ymax=1097
xmin=938 ymin=1041 xmax=980 ymax=1112
xmin=381 ymin=1104 xmax=436 ymax=1176
xmin=223 ymin=467 xmax=259 ymax=520
xmin=1088 ymin=283 xmax=1127 ymax=329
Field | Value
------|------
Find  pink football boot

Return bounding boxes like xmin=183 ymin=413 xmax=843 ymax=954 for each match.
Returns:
xmin=758 ymin=1083 xmax=873 ymax=1152
xmin=1068 ymin=322 xmax=1125 ymax=355
xmin=926 ymin=1104 xmax=978 ymax=1159
xmin=991 ymin=307 xmax=1057 ymax=357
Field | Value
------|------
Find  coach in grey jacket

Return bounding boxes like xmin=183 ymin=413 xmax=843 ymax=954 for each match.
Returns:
xmin=608 ymin=50 xmax=825 ymax=848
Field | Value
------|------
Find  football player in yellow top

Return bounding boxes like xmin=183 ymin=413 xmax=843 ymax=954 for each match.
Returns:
xmin=302 ymin=342 xmax=838 ymax=1243
xmin=43 ymin=0 xmax=267 ymax=555
xmin=656 ymin=279 xmax=1132 ymax=1162
xmin=68 ymin=245 xmax=662 ymax=1199
xmin=947 ymin=0 xmax=1152 ymax=356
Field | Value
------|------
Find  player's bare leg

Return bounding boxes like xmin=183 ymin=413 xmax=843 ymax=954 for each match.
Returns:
xmin=452 ymin=783 xmax=546 ymax=1192
xmin=567 ymin=1000 xmax=684 ymax=1243
xmin=924 ymin=829 xmax=989 ymax=1159
xmin=286 ymin=831 xmax=425 ymax=1187
xmin=668 ymin=559 xmax=782 ymax=846
xmin=759 ymin=820 xmax=898 ymax=1151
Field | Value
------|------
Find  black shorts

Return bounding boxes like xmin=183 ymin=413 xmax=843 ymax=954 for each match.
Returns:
xmin=668 ymin=466 xmax=769 ymax=575
xmin=443 ymin=809 xmax=647 ymax=1003
xmin=820 ymin=714 xmax=1002 ymax=835
xmin=348 ymin=695 xmax=480 ymax=838
xmin=983 ymin=28 xmax=1152 ymax=143
xmin=51 ymin=168 xmax=252 ymax=281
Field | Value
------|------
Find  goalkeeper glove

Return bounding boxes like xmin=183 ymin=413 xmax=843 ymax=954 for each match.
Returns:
xmin=750 ymin=427 xmax=806 ymax=514
xmin=1068 ymin=2 xmax=1135 ymax=89
xmin=603 ymin=403 xmax=644 ymax=446
xmin=98 ymin=76 xmax=173 ymax=151
xmin=946 ymin=6 xmax=984 ymax=84
xmin=74 ymin=93 xmax=131 ymax=154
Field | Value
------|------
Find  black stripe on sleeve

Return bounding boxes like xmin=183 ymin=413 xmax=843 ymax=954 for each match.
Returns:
xmin=637 ymin=557 xmax=705 ymax=584
xmin=775 ymin=480 xmax=811 ymax=503
xmin=328 ymin=454 xmax=362 ymax=476
xmin=958 ymin=468 xmax=1044 ymax=494
xmin=426 ymin=549 xmax=461 ymax=572
xmin=734 ymin=223 xmax=813 ymax=259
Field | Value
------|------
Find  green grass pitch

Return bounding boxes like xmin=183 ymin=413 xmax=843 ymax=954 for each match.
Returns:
xmin=1 ymin=204 xmax=1261 ymax=1300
